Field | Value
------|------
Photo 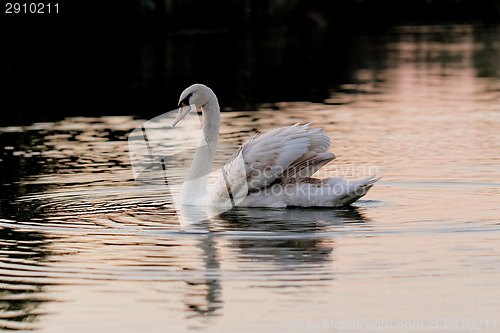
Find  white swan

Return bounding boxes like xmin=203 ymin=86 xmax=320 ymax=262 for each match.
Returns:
xmin=172 ymin=84 xmax=378 ymax=208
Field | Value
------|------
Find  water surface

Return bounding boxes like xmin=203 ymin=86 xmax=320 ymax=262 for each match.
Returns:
xmin=0 ymin=24 xmax=500 ymax=332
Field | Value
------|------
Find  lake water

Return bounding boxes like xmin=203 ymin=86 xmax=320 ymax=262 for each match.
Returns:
xmin=1 ymin=24 xmax=500 ymax=332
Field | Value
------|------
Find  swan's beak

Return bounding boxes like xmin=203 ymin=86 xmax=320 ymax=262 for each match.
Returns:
xmin=172 ymin=104 xmax=192 ymax=127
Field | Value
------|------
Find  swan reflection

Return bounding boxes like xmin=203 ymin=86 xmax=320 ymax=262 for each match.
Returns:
xmin=217 ymin=207 xmax=367 ymax=266
xmin=183 ymin=233 xmax=222 ymax=326
xmin=218 ymin=206 xmax=367 ymax=230
xmin=0 ymin=228 xmax=52 ymax=330
xmin=179 ymin=205 xmax=369 ymax=327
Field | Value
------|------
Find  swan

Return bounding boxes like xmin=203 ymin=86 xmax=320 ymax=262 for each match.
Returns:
xmin=172 ymin=83 xmax=378 ymax=208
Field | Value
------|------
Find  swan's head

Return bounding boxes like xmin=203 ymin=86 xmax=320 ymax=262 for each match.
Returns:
xmin=173 ymin=84 xmax=217 ymax=127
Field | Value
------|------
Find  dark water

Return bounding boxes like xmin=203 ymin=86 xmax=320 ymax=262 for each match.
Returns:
xmin=1 ymin=25 xmax=383 ymax=124
xmin=0 ymin=24 xmax=500 ymax=332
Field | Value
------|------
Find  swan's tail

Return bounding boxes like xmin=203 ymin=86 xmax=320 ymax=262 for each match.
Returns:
xmin=279 ymin=174 xmax=380 ymax=207
xmin=329 ymin=174 xmax=380 ymax=207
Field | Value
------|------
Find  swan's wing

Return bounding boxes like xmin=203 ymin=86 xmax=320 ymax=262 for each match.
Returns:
xmin=243 ymin=123 xmax=335 ymax=190
xmin=211 ymin=124 xmax=334 ymax=207
xmin=280 ymin=151 xmax=335 ymax=180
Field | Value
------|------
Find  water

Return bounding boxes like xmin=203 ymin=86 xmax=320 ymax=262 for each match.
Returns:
xmin=1 ymin=24 xmax=500 ymax=332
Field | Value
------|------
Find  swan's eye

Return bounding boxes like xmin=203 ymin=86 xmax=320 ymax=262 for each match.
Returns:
xmin=178 ymin=93 xmax=193 ymax=108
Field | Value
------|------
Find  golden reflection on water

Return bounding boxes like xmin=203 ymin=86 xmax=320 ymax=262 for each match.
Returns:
xmin=0 ymin=24 xmax=499 ymax=332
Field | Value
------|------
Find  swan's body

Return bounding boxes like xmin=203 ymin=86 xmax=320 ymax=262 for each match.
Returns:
xmin=173 ymin=84 xmax=377 ymax=208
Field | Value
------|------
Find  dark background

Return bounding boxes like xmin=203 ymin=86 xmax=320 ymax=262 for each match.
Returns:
xmin=1 ymin=0 xmax=500 ymax=125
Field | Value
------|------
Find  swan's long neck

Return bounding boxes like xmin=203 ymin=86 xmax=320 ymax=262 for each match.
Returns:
xmin=182 ymin=99 xmax=220 ymax=204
